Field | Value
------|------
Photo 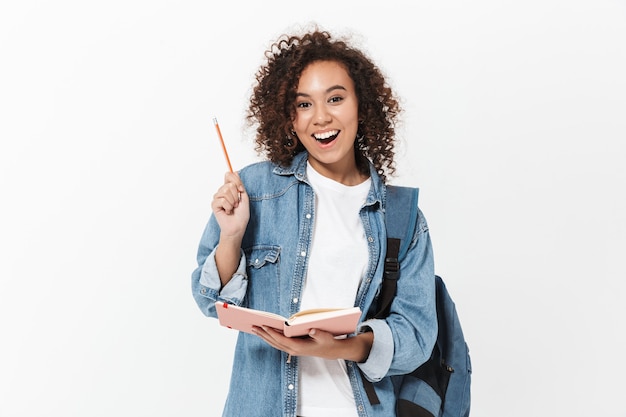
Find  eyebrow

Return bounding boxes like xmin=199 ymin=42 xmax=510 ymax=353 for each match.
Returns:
xmin=296 ymin=85 xmax=347 ymax=97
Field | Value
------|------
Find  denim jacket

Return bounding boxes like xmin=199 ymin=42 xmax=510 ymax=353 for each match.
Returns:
xmin=191 ymin=152 xmax=437 ymax=417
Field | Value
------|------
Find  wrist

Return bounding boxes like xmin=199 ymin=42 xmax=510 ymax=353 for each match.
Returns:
xmin=218 ymin=233 xmax=243 ymax=249
xmin=338 ymin=332 xmax=373 ymax=363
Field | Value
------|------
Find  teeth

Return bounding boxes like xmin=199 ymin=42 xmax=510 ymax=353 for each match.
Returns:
xmin=313 ymin=130 xmax=338 ymax=140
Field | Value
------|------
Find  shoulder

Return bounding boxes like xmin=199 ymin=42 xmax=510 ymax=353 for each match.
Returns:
xmin=238 ymin=160 xmax=274 ymax=178
xmin=239 ymin=160 xmax=300 ymax=199
xmin=384 ymin=184 xmax=429 ymax=241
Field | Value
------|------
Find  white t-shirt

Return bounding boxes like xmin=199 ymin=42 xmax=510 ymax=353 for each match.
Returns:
xmin=297 ymin=162 xmax=371 ymax=417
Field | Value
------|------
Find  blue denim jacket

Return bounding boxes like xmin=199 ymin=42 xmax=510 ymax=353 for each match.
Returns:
xmin=191 ymin=152 xmax=437 ymax=417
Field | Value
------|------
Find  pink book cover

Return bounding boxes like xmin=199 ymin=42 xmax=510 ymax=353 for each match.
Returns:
xmin=215 ymin=301 xmax=361 ymax=338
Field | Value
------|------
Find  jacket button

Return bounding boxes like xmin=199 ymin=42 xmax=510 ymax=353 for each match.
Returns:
xmin=288 ymin=384 xmax=294 ymax=390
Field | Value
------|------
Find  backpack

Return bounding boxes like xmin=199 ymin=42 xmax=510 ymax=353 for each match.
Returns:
xmin=361 ymin=185 xmax=472 ymax=417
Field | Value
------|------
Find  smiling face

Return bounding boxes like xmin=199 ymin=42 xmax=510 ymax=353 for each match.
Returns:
xmin=292 ymin=60 xmax=365 ymax=185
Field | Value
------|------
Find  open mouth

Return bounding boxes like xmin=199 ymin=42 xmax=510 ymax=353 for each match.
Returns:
xmin=313 ymin=130 xmax=339 ymax=145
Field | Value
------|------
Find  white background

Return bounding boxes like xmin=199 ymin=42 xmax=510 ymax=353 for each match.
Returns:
xmin=1 ymin=1 xmax=625 ymax=416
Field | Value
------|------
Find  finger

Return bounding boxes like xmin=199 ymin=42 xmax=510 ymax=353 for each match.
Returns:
xmin=219 ymin=174 xmax=247 ymax=210
xmin=212 ymin=181 xmax=243 ymax=214
xmin=221 ymin=182 xmax=243 ymax=206
xmin=260 ymin=326 xmax=288 ymax=344
xmin=306 ymin=328 xmax=336 ymax=345
xmin=252 ymin=326 xmax=287 ymax=350
xmin=212 ymin=194 xmax=235 ymax=214
xmin=224 ymin=172 xmax=246 ymax=195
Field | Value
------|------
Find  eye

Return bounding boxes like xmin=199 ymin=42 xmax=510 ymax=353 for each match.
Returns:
xmin=328 ymin=96 xmax=344 ymax=104
xmin=296 ymin=101 xmax=311 ymax=109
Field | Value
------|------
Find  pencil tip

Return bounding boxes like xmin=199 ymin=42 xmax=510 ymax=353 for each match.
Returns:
xmin=213 ymin=117 xmax=218 ymax=125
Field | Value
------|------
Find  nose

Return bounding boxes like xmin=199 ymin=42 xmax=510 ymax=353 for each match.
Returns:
xmin=313 ymin=105 xmax=331 ymax=125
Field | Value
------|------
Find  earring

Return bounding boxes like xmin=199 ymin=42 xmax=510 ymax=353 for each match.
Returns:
xmin=285 ymin=129 xmax=298 ymax=148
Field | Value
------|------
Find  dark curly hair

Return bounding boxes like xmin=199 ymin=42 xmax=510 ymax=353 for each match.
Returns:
xmin=246 ymin=29 xmax=401 ymax=182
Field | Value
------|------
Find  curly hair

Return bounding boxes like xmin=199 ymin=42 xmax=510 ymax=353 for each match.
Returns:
xmin=246 ymin=29 xmax=401 ymax=182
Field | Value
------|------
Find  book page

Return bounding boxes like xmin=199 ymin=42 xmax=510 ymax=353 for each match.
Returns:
xmin=283 ymin=307 xmax=361 ymax=338
xmin=288 ymin=307 xmax=351 ymax=319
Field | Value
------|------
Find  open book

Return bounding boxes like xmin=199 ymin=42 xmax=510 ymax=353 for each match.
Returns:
xmin=215 ymin=301 xmax=362 ymax=338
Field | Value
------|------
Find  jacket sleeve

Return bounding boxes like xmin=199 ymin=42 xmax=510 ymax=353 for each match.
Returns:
xmin=191 ymin=214 xmax=249 ymax=318
xmin=357 ymin=208 xmax=437 ymax=381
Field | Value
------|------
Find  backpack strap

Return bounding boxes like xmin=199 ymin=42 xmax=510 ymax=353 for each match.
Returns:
xmin=361 ymin=185 xmax=420 ymax=405
xmin=386 ymin=185 xmax=420 ymax=260
xmin=373 ymin=185 xmax=419 ymax=319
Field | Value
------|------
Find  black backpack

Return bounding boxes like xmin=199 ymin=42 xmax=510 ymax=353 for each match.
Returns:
xmin=361 ymin=185 xmax=472 ymax=417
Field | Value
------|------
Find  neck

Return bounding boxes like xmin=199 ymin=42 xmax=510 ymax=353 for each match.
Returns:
xmin=307 ymin=160 xmax=369 ymax=186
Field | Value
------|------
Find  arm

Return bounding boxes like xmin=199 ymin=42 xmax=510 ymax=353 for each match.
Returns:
xmin=211 ymin=172 xmax=249 ymax=287
xmin=191 ymin=172 xmax=250 ymax=317
xmin=358 ymin=208 xmax=438 ymax=381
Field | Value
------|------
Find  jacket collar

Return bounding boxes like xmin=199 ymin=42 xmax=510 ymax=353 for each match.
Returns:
xmin=273 ymin=151 xmax=385 ymax=209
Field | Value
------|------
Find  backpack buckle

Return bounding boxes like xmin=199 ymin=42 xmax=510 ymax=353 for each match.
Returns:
xmin=384 ymin=256 xmax=399 ymax=279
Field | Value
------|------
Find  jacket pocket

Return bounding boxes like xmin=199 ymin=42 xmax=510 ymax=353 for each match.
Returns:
xmin=244 ymin=245 xmax=281 ymax=311
xmin=246 ymin=245 xmax=280 ymax=270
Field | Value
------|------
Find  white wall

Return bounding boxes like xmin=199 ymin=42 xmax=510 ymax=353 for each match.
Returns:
xmin=1 ymin=1 xmax=625 ymax=416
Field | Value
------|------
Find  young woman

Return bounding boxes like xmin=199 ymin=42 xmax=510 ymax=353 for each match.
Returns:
xmin=192 ymin=28 xmax=437 ymax=417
